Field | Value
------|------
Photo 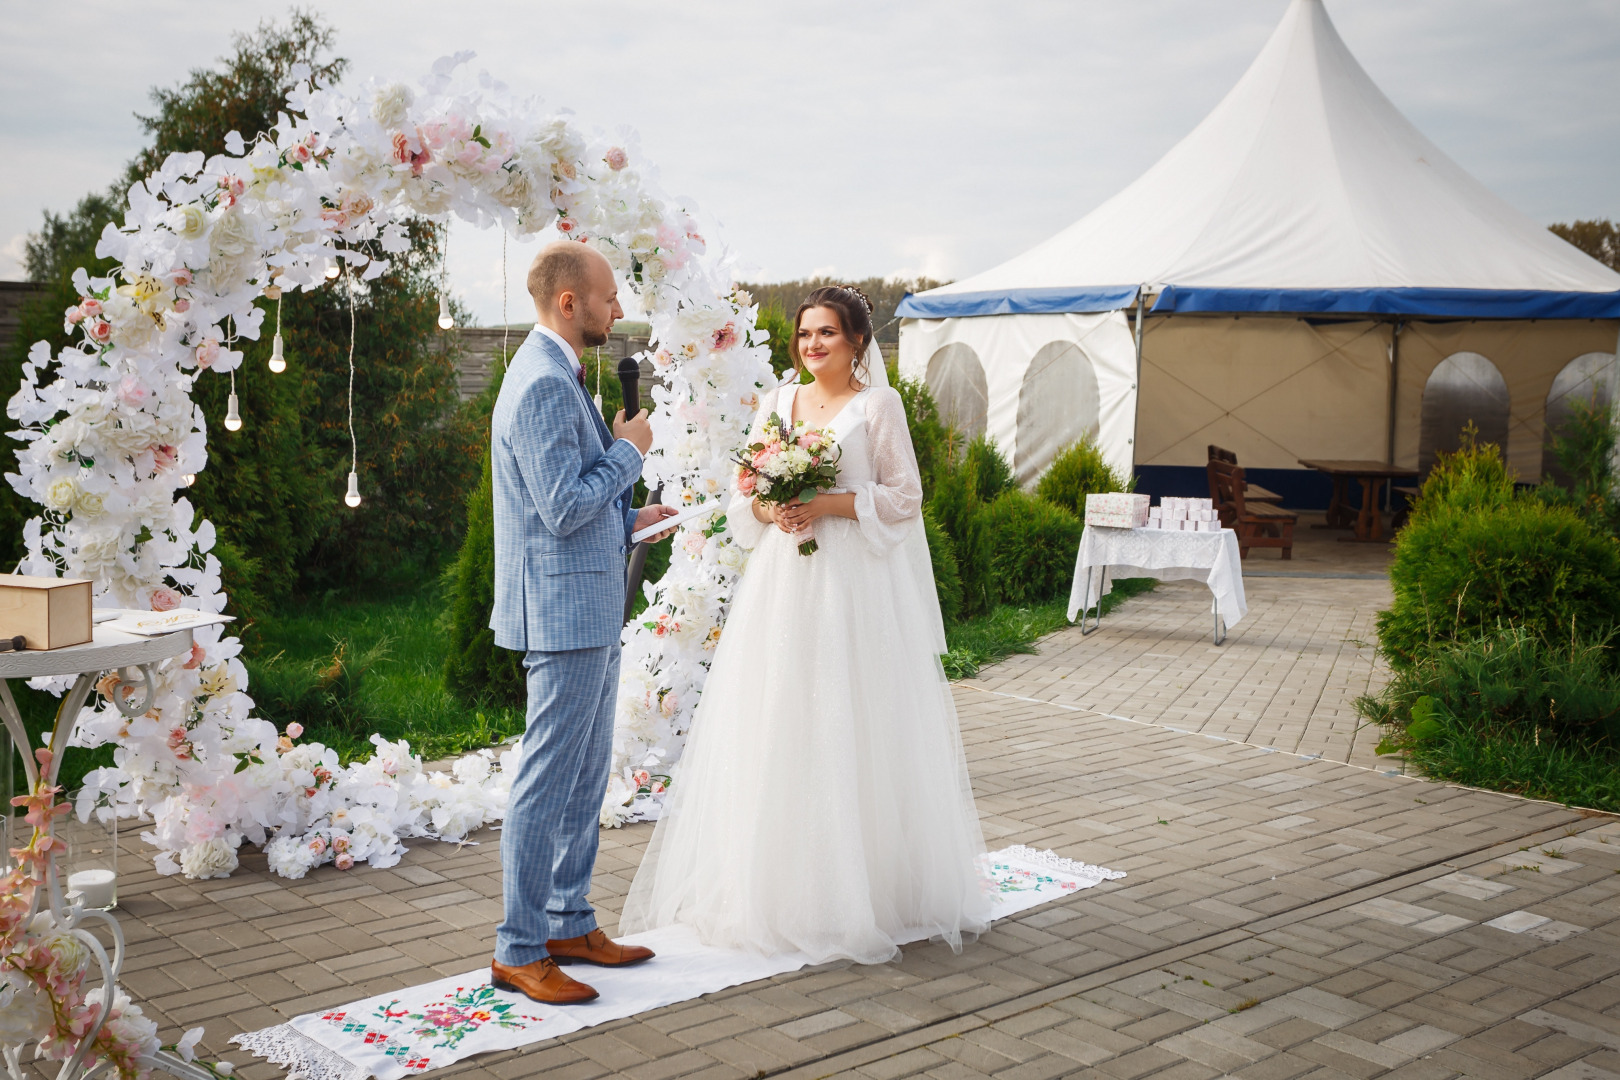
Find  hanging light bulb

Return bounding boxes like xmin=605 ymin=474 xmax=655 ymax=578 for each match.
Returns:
xmin=182 ymin=474 xmax=196 ymax=487
xmin=344 ymin=470 xmax=362 ymax=508
xmin=437 ymin=293 xmax=455 ymax=331
xmin=224 ymin=392 xmax=243 ymax=431
xmin=325 ymin=263 xmax=341 ymax=280
xmin=268 ymin=331 xmax=286 ymax=373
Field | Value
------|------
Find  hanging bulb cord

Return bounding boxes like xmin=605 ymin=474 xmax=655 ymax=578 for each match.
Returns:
xmin=344 ymin=268 xmax=358 ymax=475
xmin=275 ymin=294 xmax=282 ymax=339
xmin=227 ymin=315 xmax=237 ymax=399
xmin=501 ymin=232 xmax=509 ymax=372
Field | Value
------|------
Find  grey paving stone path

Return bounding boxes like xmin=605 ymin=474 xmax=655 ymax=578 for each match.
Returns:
xmin=56 ymin=570 xmax=1620 ymax=1080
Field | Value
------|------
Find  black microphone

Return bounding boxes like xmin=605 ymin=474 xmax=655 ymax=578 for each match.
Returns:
xmin=617 ymin=356 xmax=642 ymax=420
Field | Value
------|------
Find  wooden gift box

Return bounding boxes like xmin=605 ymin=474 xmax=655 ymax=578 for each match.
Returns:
xmin=0 ymin=574 xmax=93 ymax=650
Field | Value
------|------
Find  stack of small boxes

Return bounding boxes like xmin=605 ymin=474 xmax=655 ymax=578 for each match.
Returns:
xmin=1146 ymin=497 xmax=1222 ymax=532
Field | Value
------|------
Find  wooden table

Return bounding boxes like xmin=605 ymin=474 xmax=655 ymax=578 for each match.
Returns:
xmin=1297 ymin=459 xmax=1420 ymax=542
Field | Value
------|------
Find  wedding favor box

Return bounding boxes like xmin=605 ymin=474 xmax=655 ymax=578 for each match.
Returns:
xmin=1084 ymin=492 xmax=1151 ymax=529
xmin=0 ymin=574 xmax=92 ymax=649
xmin=1144 ymin=497 xmax=1222 ymax=532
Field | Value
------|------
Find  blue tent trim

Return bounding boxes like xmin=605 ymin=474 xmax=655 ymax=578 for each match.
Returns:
xmin=895 ymin=285 xmax=1140 ymax=318
xmin=1151 ymin=286 xmax=1620 ymax=319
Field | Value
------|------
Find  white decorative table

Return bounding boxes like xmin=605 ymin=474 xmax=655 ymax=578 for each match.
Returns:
xmin=1067 ymin=526 xmax=1248 ymax=644
xmin=1 ymin=623 xmax=212 ymax=1080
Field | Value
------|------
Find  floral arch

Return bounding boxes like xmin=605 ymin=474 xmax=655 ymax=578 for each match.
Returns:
xmin=8 ymin=55 xmax=773 ymax=881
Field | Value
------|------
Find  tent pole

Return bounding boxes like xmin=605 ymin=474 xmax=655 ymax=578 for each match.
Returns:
xmin=1385 ymin=318 xmax=1402 ymax=511
xmin=1132 ymin=286 xmax=1145 ymax=484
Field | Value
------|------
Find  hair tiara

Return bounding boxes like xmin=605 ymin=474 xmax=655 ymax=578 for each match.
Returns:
xmin=837 ymin=284 xmax=874 ymax=315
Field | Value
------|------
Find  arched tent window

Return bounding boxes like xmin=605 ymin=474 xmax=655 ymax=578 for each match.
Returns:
xmin=926 ymin=343 xmax=989 ymax=443
xmin=1015 ymin=340 xmax=1100 ymax=485
xmin=1541 ymin=351 xmax=1617 ymax=485
xmin=1418 ymin=352 xmax=1510 ymax=477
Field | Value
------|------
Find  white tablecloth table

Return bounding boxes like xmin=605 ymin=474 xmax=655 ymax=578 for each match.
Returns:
xmin=1066 ymin=525 xmax=1248 ymax=643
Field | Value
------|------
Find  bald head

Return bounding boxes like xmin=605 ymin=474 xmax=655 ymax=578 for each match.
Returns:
xmin=528 ymin=240 xmax=622 ymax=354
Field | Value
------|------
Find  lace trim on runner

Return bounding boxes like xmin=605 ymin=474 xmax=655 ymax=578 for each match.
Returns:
xmin=997 ymin=844 xmax=1126 ymax=882
xmin=232 ymin=1025 xmax=370 ymax=1080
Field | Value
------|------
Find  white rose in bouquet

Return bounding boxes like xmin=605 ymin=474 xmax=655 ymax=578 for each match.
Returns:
xmin=371 ymin=82 xmax=415 ymax=128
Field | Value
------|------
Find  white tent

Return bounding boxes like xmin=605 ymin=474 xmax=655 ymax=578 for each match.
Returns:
xmin=899 ymin=0 xmax=1620 ymax=493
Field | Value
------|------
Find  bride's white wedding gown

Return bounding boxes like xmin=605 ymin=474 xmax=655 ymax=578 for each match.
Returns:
xmin=620 ymin=382 xmax=991 ymax=965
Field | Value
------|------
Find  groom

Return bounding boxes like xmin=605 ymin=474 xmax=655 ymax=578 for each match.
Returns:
xmin=489 ymin=240 xmax=678 ymax=1005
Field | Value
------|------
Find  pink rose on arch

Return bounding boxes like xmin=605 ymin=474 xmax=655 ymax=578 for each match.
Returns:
xmin=604 ymin=146 xmax=628 ymax=171
xmin=172 ymin=298 xmax=191 ymax=313
xmin=65 ymin=306 xmax=84 ymax=325
xmin=152 ymin=444 xmax=178 ymax=470
xmin=286 ymin=722 xmax=304 ymax=739
xmin=79 ymin=297 xmax=102 ymax=318
xmin=391 ymin=132 xmax=410 ymax=164
xmin=289 ymin=142 xmax=312 ymax=164
xmin=171 ymin=268 xmax=193 ymax=287
xmin=87 ymin=320 xmax=111 ymax=344
xmin=183 ymin=642 xmax=206 ymax=669
xmin=555 ymin=217 xmax=575 ymax=234
xmin=150 ymin=587 xmax=182 ymax=612
xmin=118 ymin=375 xmax=151 ymax=407
xmin=712 ymin=323 xmax=737 ymax=352
xmin=632 ymin=769 xmax=650 ymax=787
xmin=683 ymin=532 xmax=706 ymax=557
xmin=219 ymin=175 xmax=245 ymax=198
xmin=650 ymin=781 xmax=665 ymax=794
xmin=195 ymin=337 xmax=220 ymax=368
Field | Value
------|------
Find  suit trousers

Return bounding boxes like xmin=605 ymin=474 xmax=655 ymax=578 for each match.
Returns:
xmin=494 ymin=643 xmax=620 ymax=966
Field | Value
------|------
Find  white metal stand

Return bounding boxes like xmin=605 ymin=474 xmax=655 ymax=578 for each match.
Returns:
xmin=0 ymin=625 xmax=214 ymax=1080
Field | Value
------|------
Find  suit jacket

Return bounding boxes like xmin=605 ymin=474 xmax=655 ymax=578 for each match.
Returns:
xmin=490 ymin=330 xmax=641 ymax=652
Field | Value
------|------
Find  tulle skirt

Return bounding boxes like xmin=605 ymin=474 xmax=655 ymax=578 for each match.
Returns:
xmin=620 ymin=515 xmax=991 ymax=965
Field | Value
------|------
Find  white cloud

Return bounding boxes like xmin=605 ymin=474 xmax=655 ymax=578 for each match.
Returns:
xmin=1 ymin=0 xmax=1616 ymax=323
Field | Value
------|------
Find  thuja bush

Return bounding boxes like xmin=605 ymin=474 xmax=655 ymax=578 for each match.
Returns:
xmin=923 ymin=506 xmax=963 ymax=624
xmin=1378 ymin=497 xmax=1620 ymax=671
xmin=442 ymin=452 xmax=528 ymax=709
xmin=979 ymin=489 xmax=1084 ymax=608
xmin=1035 ymin=435 xmax=1131 ymax=518
xmin=894 ymin=373 xmax=952 ymax=502
xmin=925 ymin=436 xmax=1015 ymax=617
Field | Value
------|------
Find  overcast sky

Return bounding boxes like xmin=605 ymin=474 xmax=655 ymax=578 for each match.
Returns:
xmin=3 ymin=0 xmax=1617 ymax=324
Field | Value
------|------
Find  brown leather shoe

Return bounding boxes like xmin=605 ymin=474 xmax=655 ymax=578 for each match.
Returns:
xmin=546 ymin=928 xmax=655 ymax=968
xmin=490 ymin=957 xmax=599 ymax=1004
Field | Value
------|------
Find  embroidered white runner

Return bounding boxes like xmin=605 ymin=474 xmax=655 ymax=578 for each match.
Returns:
xmin=233 ymin=846 xmax=1122 ymax=1080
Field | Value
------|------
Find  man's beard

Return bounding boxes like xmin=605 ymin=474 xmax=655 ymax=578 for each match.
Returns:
xmin=582 ymin=320 xmax=610 ymax=349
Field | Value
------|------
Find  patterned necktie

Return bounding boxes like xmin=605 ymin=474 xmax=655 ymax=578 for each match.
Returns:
xmin=576 ymin=363 xmax=586 ymax=388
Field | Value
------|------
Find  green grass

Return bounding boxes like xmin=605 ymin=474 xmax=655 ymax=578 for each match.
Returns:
xmin=942 ymin=578 xmax=1155 ymax=680
xmin=1395 ymin=715 xmax=1620 ymax=813
xmin=244 ymin=582 xmax=525 ymax=765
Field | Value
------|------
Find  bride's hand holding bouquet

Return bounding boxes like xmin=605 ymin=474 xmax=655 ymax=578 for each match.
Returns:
xmin=735 ymin=413 xmax=842 ymax=555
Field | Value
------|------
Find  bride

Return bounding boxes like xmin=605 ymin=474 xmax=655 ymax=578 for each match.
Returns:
xmin=620 ymin=285 xmax=991 ymax=964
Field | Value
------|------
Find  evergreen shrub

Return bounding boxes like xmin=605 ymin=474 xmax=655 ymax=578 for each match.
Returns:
xmin=442 ymin=454 xmax=527 ymax=709
xmin=979 ymin=490 xmax=1084 ymax=607
xmin=922 ymin=507 xmax=962 ymax=624
xmin=1378 ymin=497 xmax=1620 ymax=671
xmin=1035 ymin=436 xmax=1131 ymax=517
xmin=894 ymin=374 xmax=951 ymax=502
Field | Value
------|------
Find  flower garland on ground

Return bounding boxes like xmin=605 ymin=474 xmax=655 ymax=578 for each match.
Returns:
xmin=5 ymin=54 xmax=771 ymax=885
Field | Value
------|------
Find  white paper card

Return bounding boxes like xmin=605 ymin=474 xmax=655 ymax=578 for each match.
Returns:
xmin=631 ymin=502 xmax=724 ymax=544
xmin=98 ymin=609 xmax=234 ymax=636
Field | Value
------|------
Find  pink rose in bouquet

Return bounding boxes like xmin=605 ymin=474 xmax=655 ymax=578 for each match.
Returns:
xmin=733 ymin=412 xmax=841 ymax=555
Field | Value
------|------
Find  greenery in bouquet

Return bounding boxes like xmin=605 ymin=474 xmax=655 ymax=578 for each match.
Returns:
xmin=734 ymin=413 xmax=842 ymax=555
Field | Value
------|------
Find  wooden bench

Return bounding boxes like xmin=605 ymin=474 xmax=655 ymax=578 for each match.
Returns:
xmin=1209 ymin=460 xmax=1296 ymax=559
xmin=1207 ymin=445 xmax=1283 ymax=504
xmin=1391 ymin=484 xmax=1420 ymax=530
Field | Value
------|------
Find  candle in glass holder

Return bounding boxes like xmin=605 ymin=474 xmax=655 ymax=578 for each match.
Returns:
xmin=68 ymin=868 xmax=116 ymax=910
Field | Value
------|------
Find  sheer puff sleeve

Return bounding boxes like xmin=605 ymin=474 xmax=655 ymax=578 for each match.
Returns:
xmin=851 ymin=387 xmax=924 ymax=554
xmin=727 ymin=385 xmax=780 ymax=551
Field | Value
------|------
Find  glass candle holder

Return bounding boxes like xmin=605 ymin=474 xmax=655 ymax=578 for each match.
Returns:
xmin=61 ymin=789 xmax=118 ymax=910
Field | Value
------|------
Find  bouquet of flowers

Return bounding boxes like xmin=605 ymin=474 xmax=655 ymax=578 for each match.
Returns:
xmin=734 ymin=413 xmax=841 ymax=555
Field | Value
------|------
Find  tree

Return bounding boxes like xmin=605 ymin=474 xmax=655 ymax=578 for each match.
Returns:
xmin=1549 ymin=219 xmax=1620 ymax=272
xmin=6 ymin=12 xmax=481 ymax=607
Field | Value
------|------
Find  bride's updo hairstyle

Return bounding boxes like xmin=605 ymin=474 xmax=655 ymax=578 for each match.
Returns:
xmin=791 ymin=284 xmax=875 ymax=387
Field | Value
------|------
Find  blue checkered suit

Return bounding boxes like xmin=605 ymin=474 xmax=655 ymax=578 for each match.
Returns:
xmin=490 ymin=329 xmax=642 ymax=965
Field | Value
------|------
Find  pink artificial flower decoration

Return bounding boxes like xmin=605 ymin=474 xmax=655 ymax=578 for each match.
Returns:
xmin=556 ymin=217 xmax=575 ymax=234
xmin=195 ymin=337 xmax=220 ymax=368
xmin=632 ymin=769 xmax=650 ymax=787
xmin=391 ymin=132 xmax=410 ymax=164
xmin=330 ymin=833 xmax=350 ymax=853
xmin=604 ymin=146 xmax=628 ymax=171
xmin=182 ymin=641 xmax=206 ymax=669
xmin=150 ymin=587 xmax=181 ymax=612
xmin=286 ymin=722 xmax=304 ymax=739
xmin=172 ymin=298 xmax=191 ymax=313
xmin=650 ymin=781 xmax=665 ymax=794
xmin=712 ymin=323 xmax=737 ymax=351
xmin=65 ymin=306 xmax=84 ymax=325
xmin=87 ymin=321 xmax=111 ymax=344
xmin=171 ymin=268 xmax=193 ymax=287
xmin=118 ymin=375 xmax=150 ymax=408
xmin=79 ymin=298 xmax=102 ymax=318
xmin=308 ymin=836 xmax=327 ymax=855
xmin=152 ymin=444 xmax=178 ymax=470
xmin=219 ymin=175 xmax=245 ymax=198
xmin=334 ymin=852 xmax=355 ymax=871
